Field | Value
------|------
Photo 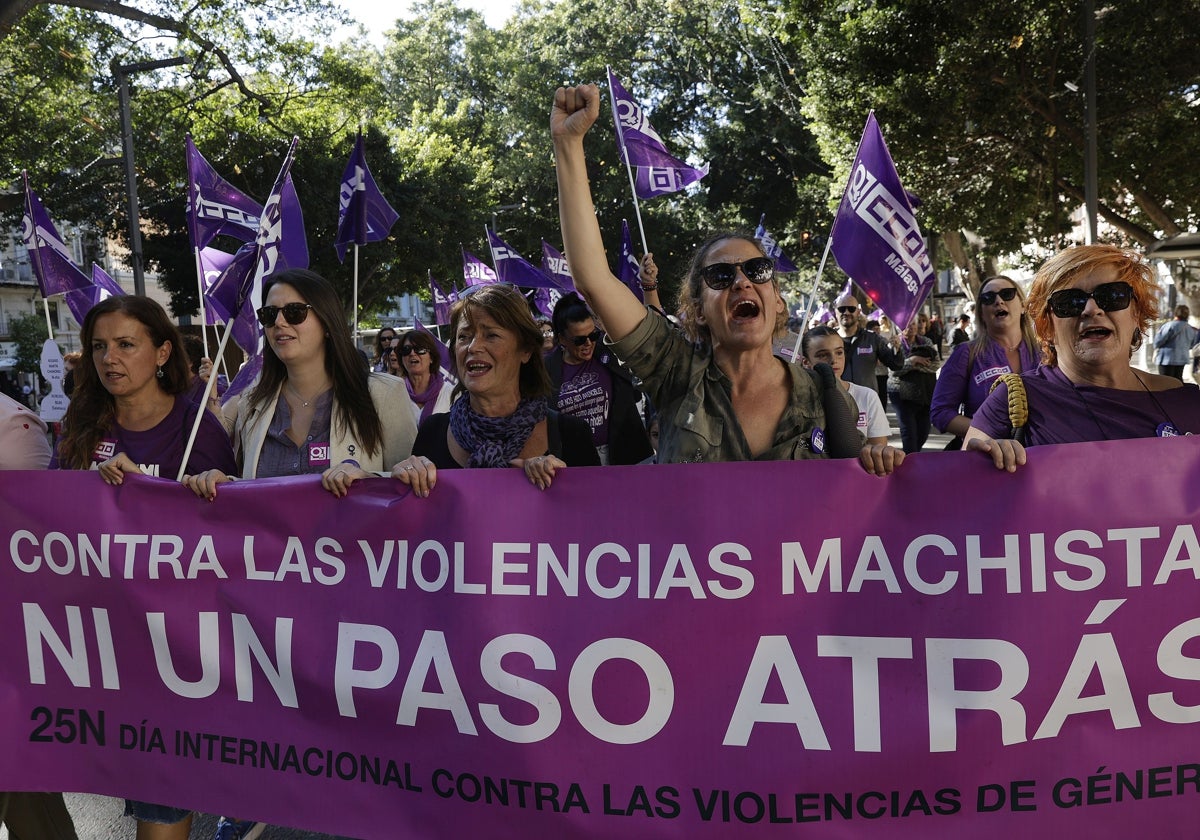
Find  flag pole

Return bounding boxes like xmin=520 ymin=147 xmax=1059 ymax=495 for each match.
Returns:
xmin=192 ymin=246 xmax=212 ymax=359
xmin=607 ymin=68 xmax=650 ymax=256
xmin=352 ymin=243 xmax=360 ymax=347
xmin=790 ymin=235 xmax=836 ymax=361
xmin=176 ymin=317 xmax=237 ymax=482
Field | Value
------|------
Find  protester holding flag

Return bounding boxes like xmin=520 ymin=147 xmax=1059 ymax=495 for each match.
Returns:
xmin=396 ymin=329 xmax=453 ymax=426
xmin=930 ymin=275 xmax=1040 ymax=449
xmin=390 ymin=284 xmax=598 ymax=495
xmin=550 ymin=84 xmax=895 ymax=471
xmin=546 ymin=292 xmax=652 ymax=465
xmin=182 ymin=269 xmax=417 ymax=501
xmin=966 ymin=244 xmax=1200 ymax=471
xmin=52 ymin=296 xmax=236 ymax=839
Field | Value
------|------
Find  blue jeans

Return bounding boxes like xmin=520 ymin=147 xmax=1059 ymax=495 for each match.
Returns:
xmin=894 ymin=399 xmax=931 ymax=454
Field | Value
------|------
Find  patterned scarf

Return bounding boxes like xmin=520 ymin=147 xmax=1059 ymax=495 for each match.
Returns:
xmin=449 ymin=395 xmax=548 ymax=468
xmin=405 ymin=372 xmax=445 ymax=424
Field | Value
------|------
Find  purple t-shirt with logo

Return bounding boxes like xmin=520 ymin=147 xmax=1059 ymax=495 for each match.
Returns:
xmin=930 ymin=340 xmax=1040 ymax=432
xmin=86 ymin=394 xmax=236 ymax=478
xmin=972 ymin=364 xmax=1200 ymax=445
xmin=557 ymin=359 xmax=613 ymax=447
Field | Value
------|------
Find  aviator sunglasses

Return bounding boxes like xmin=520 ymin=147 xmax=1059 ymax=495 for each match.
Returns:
xmin=571 ymin=330 xmax=604 ymax=347
xmin=699 ymin=257 xmax=775 ymax=290
xmin=256 ymin=302 xmax=314 ymax=328
xmin=1047 ymin=281 xmax=1134 ymax=319
xmin=979 ymin=287 xmax=1019 ymax=306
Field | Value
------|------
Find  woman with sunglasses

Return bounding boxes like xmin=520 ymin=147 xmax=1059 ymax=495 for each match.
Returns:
xmin=966 ymin=244 xmax=1200 ymax=470
xmin=395 ymin=329 xmax=453 ymax=426
xmin=931 ymin=275 xmax=1040 ymax=449
xmin=546 ymin=292 xmax=653 ymax=465
xmin=183 ymin=268 xmax=418 ymax=501
xmin=550 ymin=84 xmax=877 ymax=469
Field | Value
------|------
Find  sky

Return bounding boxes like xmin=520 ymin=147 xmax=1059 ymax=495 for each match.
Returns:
xmin=333 ymin=0 xmax=520 ymax=45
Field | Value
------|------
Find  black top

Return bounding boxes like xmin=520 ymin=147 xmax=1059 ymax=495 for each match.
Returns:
xmin=413 ymin=409 xmax=601 ymax=469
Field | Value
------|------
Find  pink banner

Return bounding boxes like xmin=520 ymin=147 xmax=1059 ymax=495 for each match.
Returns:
xmin=3 ymin=438 xmax=1200 ymax=838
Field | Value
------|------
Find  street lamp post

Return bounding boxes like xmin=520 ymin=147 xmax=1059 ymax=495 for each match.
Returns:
xmin=113 ymin=56 xmax=188 ymax=296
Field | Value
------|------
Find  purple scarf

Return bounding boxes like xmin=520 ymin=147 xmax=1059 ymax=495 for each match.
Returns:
xmin=448 ymin=395 xmax=548 ymax=468
xmin=406 ymin=373 xmax=445 ymax=425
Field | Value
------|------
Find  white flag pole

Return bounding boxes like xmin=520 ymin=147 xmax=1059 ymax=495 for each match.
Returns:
xmin=192 ymin=246 xmax=212 ymax=359
xmin=607 ymin=67 xmax=650 ymax=257
xmin=176 ymin=316 xmax=237 ymax=482
xmin=791 ymin=235 xmax=836 ymax=362
xmin=352 ymin=243 xmax=360 ymax=347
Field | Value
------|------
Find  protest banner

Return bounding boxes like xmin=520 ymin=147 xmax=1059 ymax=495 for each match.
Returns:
xmin=2 ymin=438 xmax=1199 ymax=838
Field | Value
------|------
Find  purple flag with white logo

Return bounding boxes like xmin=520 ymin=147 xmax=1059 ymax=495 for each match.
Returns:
xmin=531 ymin=285 xmax=564 ymax=321
xmin=540 ymin=241 xmax=575 ymax=292
xmin=205 ymin=139 xmax=306 ymax=356
xmin=185 ymin=135 xmax=262 ymax=251
xmin=607 ymin=68 xmax=708 ymax=199
xmin=462 ymin=249 xmax=498 ymax=287
xmin=429 ymin=274 xmax=456 ymax=325
xmin=618 ymin=220 xmax=645 ymax=303
xmin=754 ymin=214 xmax=799 ymax=273
xmin=830 ymin=112 xmax=933 ymax=330
xmin=335 ymin=133 xmax=400 ymax=263
xmin=414 ymin=318 xmax=455 ymax=382
xmin=21 ymin=175 xmax=92 ymax=300
xmin=486 ymin=230 xmax=557 ymax=289
xmin=60 ymin=264 xmax=126 ymax=326
xmin=198 ymin=248 xmax=236 ymax=325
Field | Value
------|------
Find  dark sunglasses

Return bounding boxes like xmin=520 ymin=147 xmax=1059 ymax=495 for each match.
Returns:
xmin=699 ymin=257 xmax=775 ymax=290
xmin=1048 ymin=281 xmax=1134 ymax=319
xmin=837 ymin=306 xmax=859 ymax=314
xmin=570 ymin=330 xmax=604 ymax=347
xmin=979 ymin=287 xmax=1019 ymax=306
xmin=399 ymin=345 xmax=429 ymax=356
xmin=256 ymin=302 xmax=313 ymax=328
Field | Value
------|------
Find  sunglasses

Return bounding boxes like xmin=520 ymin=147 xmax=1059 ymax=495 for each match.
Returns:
xmin=979 ymin=287 xmax=1019 ymax=306
xmin=837 ymin=306 xmax=859 ymax=314
xmin=1048 ymin=281 xmax=1134 ymax=319
xmin=699 ymin=257 xmax=775 ymax=290
xmin=256 ymin=302 xmax=314 ymax=328
xmin=399 ymin=346 xmax=429 ymax=356
xmin=570 ymin=330 xmax=604 ymax=347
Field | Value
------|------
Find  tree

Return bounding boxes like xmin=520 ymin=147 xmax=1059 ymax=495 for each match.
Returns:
xmin=783 ymin=0 xmax=1200 ymax=292
xmin=9 ymin=313 xmax=49 ymax=382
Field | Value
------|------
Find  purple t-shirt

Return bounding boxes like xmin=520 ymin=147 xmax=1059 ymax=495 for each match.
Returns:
xmin=84 ymin=394 xmax=236 ymax=477
xmin=930 ymin=340 xmax=1040 ymax=432
xmin=556 ymin=359 xmax=613 ymax=447
xmin=972 ymin=365 xmax=1200 ymax=445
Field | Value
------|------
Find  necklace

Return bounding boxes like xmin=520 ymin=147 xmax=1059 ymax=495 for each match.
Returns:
xmin=287 ymin=382 xmax=328 ymax=408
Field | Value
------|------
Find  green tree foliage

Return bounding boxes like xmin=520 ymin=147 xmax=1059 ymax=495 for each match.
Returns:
xmin=783 ymin=0 xmax=1200 ymax=288
xmin=9 ymin=313 xmax=49 ymax=379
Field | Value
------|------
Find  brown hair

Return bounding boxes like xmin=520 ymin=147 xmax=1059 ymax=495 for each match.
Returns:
xmin=58 ymin=296 xmax=191 ymax=470
xmin=675 ymin=232 xmax=787 ymax=344
xmin=448 ymin=285 xmax=551 ymax=399
xmin=1026 ymin=245 xmax=1157 ymax=366
xmin=395 ymin=329 xmax=440 ymax=380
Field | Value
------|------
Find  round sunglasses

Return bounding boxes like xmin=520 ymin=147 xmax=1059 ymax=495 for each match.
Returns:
xmin=699 ymin=257 xmax=775 ymax=290
xmin=1047 ymin=281 xmax=1134 ymax=319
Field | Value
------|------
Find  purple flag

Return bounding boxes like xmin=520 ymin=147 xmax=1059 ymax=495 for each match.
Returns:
xmin=607 ymin=68 xmax=708 ymax=199
xmin=754 ymin=214 xmax=799 ymax=273
xmin=429 ymin=274 xmax=456 ymax=325
xmin=540 ymin=241 xmax=576 ymax=292
xmin=220 ymin=352 xmax=263 ymax=405
xmin=198 ymin=248 xmax=236 ymax=325
xmin=486 ymin=230 xmax=557 ymax=289
xmin=414 ymin=318 xmax=455 ymax=381
xmin=335 ymin=133 xmax=399 ymax=263
xmin=617 ymin=220 xmax=645 ymax=303
xmin=830 ymin=112 xmax=933 ymax=330
xmin=21 ymin=175 xmax=92 ymax=299
xmin=462 ymin=249 xmax=498 ymax=287
xmin=205 ymin=138 xmax=305 ymax=356
xmin=530 ymin=286 xmax=564 ymax=321
xmin=62 ymin=265 xmax=125 ymax=326
xmin=810 ymin=303 xmax=834 ymax=325
xmin=185 ymin=135 xmax=262 ymax=250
